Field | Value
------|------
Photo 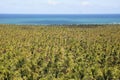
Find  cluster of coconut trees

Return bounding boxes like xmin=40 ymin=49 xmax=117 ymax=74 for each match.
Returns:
xmin=0 ymin=25 xmax=120 ymax=80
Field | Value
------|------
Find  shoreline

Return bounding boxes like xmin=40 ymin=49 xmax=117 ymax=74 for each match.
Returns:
xmin=0 ymin=23 xmax=120 ymax=26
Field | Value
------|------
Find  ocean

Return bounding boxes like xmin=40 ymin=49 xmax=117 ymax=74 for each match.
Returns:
xmin=0 ymin=14 xmax=120 ymax=25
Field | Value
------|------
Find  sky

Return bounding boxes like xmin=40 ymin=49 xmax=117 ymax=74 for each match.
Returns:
xmin=0 ymin=0 xmax=120 ymax=14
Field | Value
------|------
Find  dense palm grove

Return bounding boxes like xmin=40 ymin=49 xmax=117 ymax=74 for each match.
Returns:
xmin=0 ymin=25 xmax=120 ymax=80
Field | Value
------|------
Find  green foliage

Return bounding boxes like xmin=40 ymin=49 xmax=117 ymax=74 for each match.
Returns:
xmin=0 ymin=24 xmax=120 ymax=80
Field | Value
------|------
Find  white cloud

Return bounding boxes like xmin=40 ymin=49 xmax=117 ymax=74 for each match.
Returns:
xmin=80 ymin=1 xmax=91 ymax=6
xmin=48 ymin=0 xmax=60 ymax=5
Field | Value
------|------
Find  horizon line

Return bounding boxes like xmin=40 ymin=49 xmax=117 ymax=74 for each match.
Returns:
xmin=0 ymin=13 xmax=120 ymax=15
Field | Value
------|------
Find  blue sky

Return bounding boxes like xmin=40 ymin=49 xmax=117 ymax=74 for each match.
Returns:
xmin=0 ymin=0 xmax=120 ymax=14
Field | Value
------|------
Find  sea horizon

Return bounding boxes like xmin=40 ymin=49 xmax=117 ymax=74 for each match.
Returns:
xmin=0 ymin=14 xmax=120 ymax=25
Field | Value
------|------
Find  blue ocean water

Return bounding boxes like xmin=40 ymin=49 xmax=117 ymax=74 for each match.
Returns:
xmin=0 ymin=14 xmax=120 ymax=25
